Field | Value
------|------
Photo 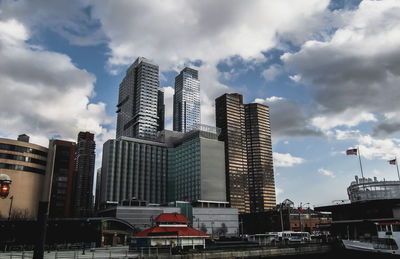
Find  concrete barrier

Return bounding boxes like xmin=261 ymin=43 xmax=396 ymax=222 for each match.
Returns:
xmin=137 ymin=244 xmax=332 ymax=258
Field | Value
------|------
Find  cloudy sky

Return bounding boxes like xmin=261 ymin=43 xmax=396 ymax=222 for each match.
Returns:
xmin=1 ymin=0 xmax=400 ymax=207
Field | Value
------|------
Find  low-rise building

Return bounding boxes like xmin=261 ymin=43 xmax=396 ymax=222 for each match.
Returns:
xmin=131 ymin=213 xmax=208 ymax=249
xmin=97 ymin=203 xmax=180 ymax=232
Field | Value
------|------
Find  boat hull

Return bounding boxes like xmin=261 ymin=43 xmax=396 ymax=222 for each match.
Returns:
xmin=342 ymin=239 xmax=400 ymax=255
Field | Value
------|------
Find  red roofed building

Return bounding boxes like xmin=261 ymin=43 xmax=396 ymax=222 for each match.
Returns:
xmin=130 ymin=213 xmax=209 ymax=249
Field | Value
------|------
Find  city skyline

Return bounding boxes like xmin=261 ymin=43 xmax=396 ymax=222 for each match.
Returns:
xmin=1 ymin=0 xmax=400 ymax=207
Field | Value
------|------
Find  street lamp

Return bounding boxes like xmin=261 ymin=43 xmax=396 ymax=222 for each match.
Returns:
xmin=0 ymin=174 xmax=12 ymax=199
xmin=8 ymin=195 xmax=14 ymax=220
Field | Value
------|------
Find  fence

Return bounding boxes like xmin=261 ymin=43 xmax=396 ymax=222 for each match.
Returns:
xmin=0 ymin=249 xmax=136 ymax=259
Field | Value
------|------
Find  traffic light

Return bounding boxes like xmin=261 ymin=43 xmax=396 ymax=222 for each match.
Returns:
xmin=0 ymin=174 xmax=11 ymax=199
xmin=0 ymin=182 xmax=10 ymax=199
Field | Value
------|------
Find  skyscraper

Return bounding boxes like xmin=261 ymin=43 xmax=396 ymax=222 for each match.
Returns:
xmin=215 ymin=93 xmax=276 ymax=213
xmin=215 ymin=94 xmax=249 ymax=213
xmin=47 ymin=140 xmax=76 ymax=218
xmin=72 ymin=131 xmax=95 ymax=217
xmin=116 ymin=57 xmax=161 ymax=140
xmin=173 ymin=67 xmax=200 ymax=132
xmin=245 ymin=103 xmax=276 ymax=212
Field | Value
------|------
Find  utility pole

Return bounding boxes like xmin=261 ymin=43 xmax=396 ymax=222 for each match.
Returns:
xmin=8 ymin=195 xmax=14 ymax=220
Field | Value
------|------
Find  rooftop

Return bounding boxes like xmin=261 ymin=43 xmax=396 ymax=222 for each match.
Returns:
xmin=155 ymin=213 xmax=190 ymax=223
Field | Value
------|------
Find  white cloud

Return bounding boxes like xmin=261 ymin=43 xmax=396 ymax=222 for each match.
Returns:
xmin=357 ymin=135 xmax=400 ymax=160
xmin=289 ymin=74 xmax=301 ymax=82
xmin=262 ymin=64 xmax=282 ymax=81
xmin=335 ymin=129 xmax=361 ymax=140
xmin=283 ymin=0 xmax=400 ymax=135
xmin=86 ymin=0 xmax=330 ymax=127
xmin=274 ymin=152 xmax=305 ymax=168
xmin=255 ymin=96 xmax=285 ymax=104
xmin=0 ymin=18 xmax=28 ymax=44
xmin=311 ymin=108 xmax=377 ymax=131
xmin=0 ymin=19 xmax=112 ymax=147
xmin=276 ymin=187 xmax=284 ymax=195
xmin=318 ymin=168 xmax=335 ymax=178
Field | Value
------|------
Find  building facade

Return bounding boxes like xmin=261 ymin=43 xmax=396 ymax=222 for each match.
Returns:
xmin=173 ymin=67 xmax=200 ymax=133
xmin=0 ymin=135 xmax=48 ymax=218
xmin=47 ymin=139 xmax=76 ymax=218
xmin=167 ymin=127 xmax=226 ymax=203
xmin=245 ymin=103 xmax=276 ymax=212
xmin=215 ymin=93 xmax=276 ymax=213
xmin=72 ymin=131 xmax=95 ymax=217
xmin=215 ymin=93 xmax=250 ymax=213
xmin=100 ymin=137 xmax=168 ymax=206
xmin=157 ymin=89 xmax=165 ymax=132
xmin=100 ymin=126 xmax=226 ymax=208
xmin=116 ymin=57 xmax=161 ymax=140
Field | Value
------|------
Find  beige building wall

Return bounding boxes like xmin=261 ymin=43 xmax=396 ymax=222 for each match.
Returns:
xmin=0 ymin=137 xmax=48 ymax=219
xmin=0 ymin=170 xmax=45 ymax=218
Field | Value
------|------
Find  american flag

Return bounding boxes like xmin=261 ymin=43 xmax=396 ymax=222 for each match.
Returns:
xmin=346 ymin=148 xmax=357 ymax=155
xmin=389 ymin=159 xmax=397 ymax=165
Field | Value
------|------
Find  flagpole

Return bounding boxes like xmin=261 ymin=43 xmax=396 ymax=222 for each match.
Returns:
xmin=396 ymin=157 xmax=400 ymax=181
xmin=357 ymin=146 xmax=364 ymax=179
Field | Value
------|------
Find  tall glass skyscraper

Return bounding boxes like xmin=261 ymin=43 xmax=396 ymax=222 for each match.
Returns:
xmin=173 ymin=67 xmax=200 ymax=132
xmin=116 ymin=57 xmax=162 ymax=140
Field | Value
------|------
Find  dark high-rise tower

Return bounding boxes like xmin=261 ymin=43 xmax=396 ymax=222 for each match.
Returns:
xmin=215 ymin=93 xmax=276 ymax=213
xmin=47 ymin=140 xmax=76 ymax=218
xmin=215 ymin=93 xmax=249 ymax=213
xmin=72 ymin=131 xmax=95 ymax=217
xmin=116 ymin=57 xmax=160 ymax=140
xmin=245 ymin=103 xmax=276 ymax=212
xmin=173 ymin=67 xmax=200 ymax=132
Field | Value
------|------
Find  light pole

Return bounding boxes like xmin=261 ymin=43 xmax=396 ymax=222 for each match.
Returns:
xmin=8 ymin=195 xmax=14 ymax=220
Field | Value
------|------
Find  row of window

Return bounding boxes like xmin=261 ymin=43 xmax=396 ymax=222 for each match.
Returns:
xmin=0 ymin=153 xmax=46 ymax=165
xmin=0 ymin=162 xmax=46 ymax=174
xmin=0 ymin=143 xmax=47 ymax=157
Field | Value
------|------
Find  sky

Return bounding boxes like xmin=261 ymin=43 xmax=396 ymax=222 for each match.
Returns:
xmin=1 ymin=0 xmax=400 ymax=208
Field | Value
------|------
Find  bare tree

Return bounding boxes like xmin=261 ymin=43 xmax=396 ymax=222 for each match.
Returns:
xmin=10 ymin=208 xmax=33 ymax=220
xmin=217 ymin=223 xmax=228 ymax=237
xmin=200 ymin=223 xmax=207 ymax=233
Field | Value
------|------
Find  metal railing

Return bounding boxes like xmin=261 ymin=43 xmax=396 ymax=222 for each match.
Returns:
xmin=0 ymin=249 xmax=136 ymax=259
